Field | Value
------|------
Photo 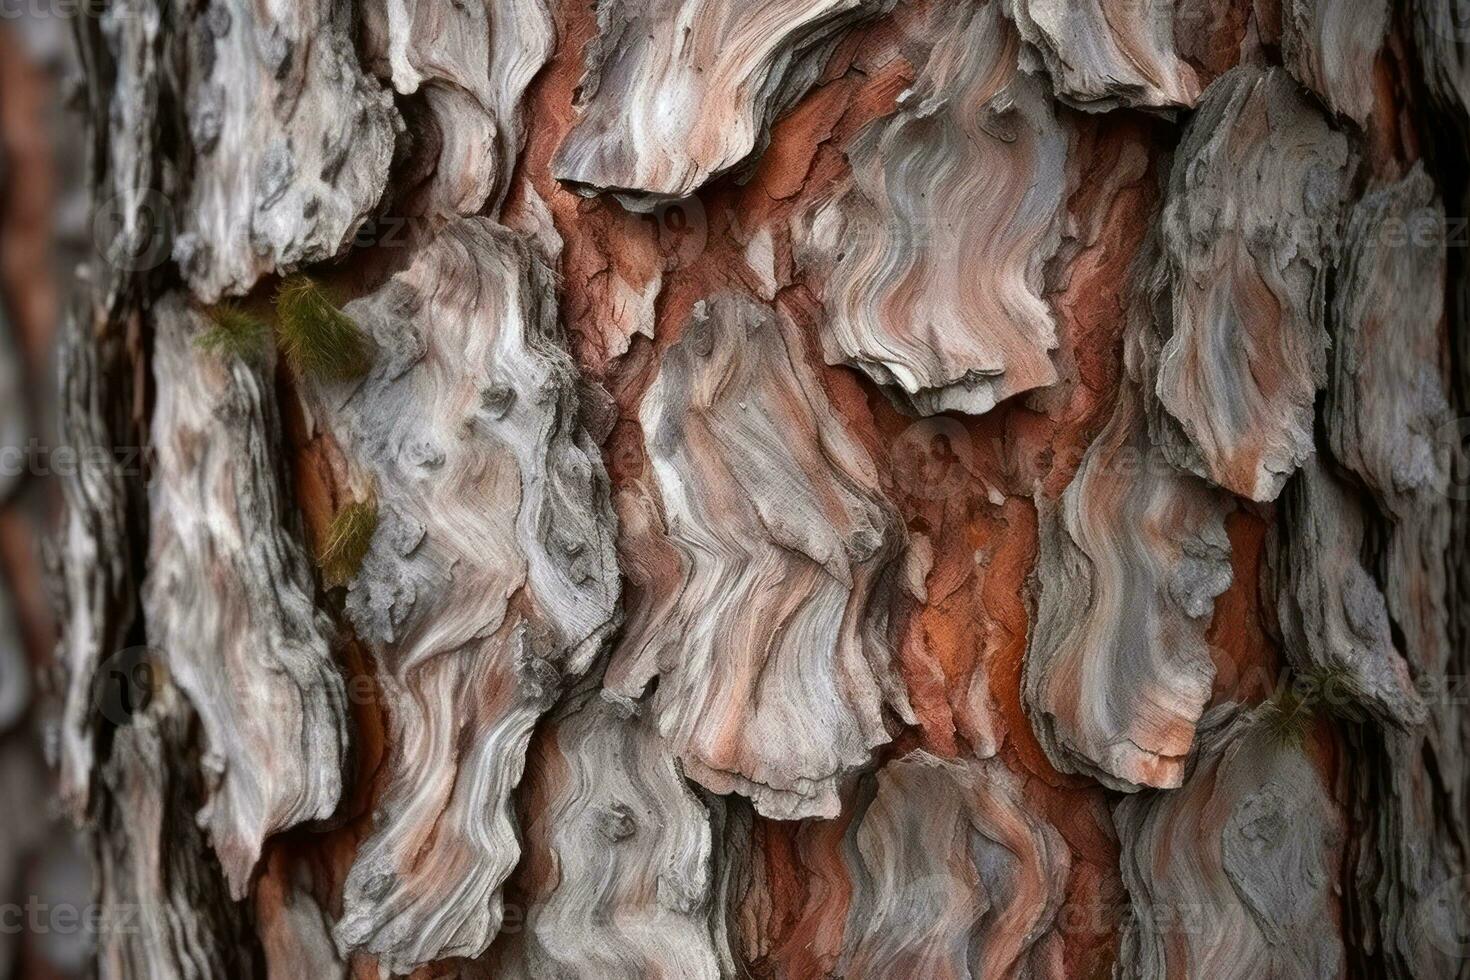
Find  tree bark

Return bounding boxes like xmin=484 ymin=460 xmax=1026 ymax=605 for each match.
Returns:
xmin=23 ymin=0 xmax=1470 ymax=977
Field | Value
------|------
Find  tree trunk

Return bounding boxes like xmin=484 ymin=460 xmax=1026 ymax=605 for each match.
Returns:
xmin=18 ymin=0 xmax=1470 ymax=977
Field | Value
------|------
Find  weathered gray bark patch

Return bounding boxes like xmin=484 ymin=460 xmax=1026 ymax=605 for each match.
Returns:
xmin=173 ymin=0 xmax=399 ymax=301
xmin=1114 ymin=704 xmax=1344 ymax=980
xmin=361 ymin=0 xmax=555 ymax=219
xmin=1280 ymin=0 xmax=1389 ymax=127
xmin=95 ymin=682 xmax=256 ymax=980
xmin=1328 ymin=165 xmax=1451 ymax=516
xmin=1267 ymin=456 xmax=1427 ymax=730
xmin=96 ymin=0 xmax=163 ymax=306
xmin=54 ymin=302 xmax=138 ymax=819
xmin=300 ymin=217 xmax=620 ymax=973
xmin=1324 ymin=165 xmax=1468 ymax=980
xmin=1003 ymin=0 xmax=1200 ymax=111
xmin=1146 ymin=65 xmax=1353 ymax=502
xmin=839 ymin=751 xmax=1069 ymax=978
xmin=1412 ymin=0 xmax=1470 ymax=121
xmin=1025 ymin=383 xmax=1233 ymax=792
xmin=491 ymin=687 xmax=734 ymax=979
xmin=142 ymin=294 xmax=349 ymax=897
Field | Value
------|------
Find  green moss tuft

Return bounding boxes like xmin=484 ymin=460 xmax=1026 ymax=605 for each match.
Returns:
xmin=1257 ymin=679 xmax=1319 ymax=747
xmin=197 ymin=303 xmax=270 ymax=362
xmin=317 ymin=493 xmax=378 ymax=587
xmin=275 ymin=275 xmax=373 ymax=381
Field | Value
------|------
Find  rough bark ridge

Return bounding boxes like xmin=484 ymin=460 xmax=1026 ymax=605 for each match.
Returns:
xmin=1002 ymin=0 xmax=1200 ymax=112
xmin=173 ymin=0 xmax=399 ymax=301
xmin=1279 ymin=0 xmax=1389 ymax=127
xmin=360 ymin=0 xmax=554 ymax=220
xmin=1322 ymin=150 xmax=1466 ymax=979
xmin=312 ymin=217 xmax=621 ymax=972
xmin=833 ymin=751 xmax=1070 ymax=978
xmin=1146 ymin=64 xmax=1353 ymax=503
xmin=30 ymin=0 xmax=1469 ymax=978
xmin=94 ymin=682 xmax=256 ymax=978
xmin=1114 ymin=703 xmax=1346 ymax=979
xmin=490 ymin=683 xmax=736 ymax=979
xmin=144 ymin=294 xmax=350 ymax=898
xmin=552 ymin=0 xmax=896 ymax=209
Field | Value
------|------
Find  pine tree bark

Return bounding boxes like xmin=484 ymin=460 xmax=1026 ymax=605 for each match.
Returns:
xmin=30 ymin=0 xmax=1470 ymax=977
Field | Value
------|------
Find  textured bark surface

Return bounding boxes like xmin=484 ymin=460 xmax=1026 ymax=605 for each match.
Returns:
xmin=1025 ymin=384 xmax=1234 ymax=793
xmin=3 ymin=0 xmax=1467 ymax=978
xmin=1114 ymin=703 xmax=1346 ymax=979
xmin=1279 ymin=0 xmax=1390 ymax=126
xmin=360 ymin=0 xmax=554 ymax=221
xmin=1003 ymin=0 xmax=1201 ymax=111
xmin=551 ymin=0 xmax=895 ymax=208
xmin=490 ymin=683 xmax=737 ymax=979
xmin=144 ymin=294 xmax=350 ymax=897
xmin=799 ymin=0 xmax=1067 ymax=415
xmin=313 ymin=217 xmax=622 ymax=972
xmin=609 ymin=292 xmax=922 ymax=821
xmin=1145 ymin=64 xmax=1353 ymax=504
xmin=174 ymin=0 xmax=399 ymax=301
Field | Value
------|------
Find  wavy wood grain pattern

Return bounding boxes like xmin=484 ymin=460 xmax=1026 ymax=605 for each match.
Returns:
xmin=492 ymin=687 xmax=734 ymax=979
xmin=1280 ymin=0 xmax=1389 ymax=126
xmin=552 ymin=0 xmax=893 ymax=209
xmin=38 ymin=0 xmax=1470 ymax=976
xmin=1025 ymin=383 xmax=1233 ymax=792
xmin=606 ymin=293 xmax=923 ymax=820
xmin=95 ymin=0 xmax=162 ymax=307
xmin=1412 ymin=0 xmax=1470 ymax=123
xmin=1003 ymin=0 xmax=1200 ymax=111
xmin=54 ymin=2 xmax=159 ymax=819
xmin=1328 ymin=166 xmax=1451 ymax=517
xmin=55 ymin=300 xmax=137 ymax=819
xmin=1269 ymin=456 xmax=1427 ymax=729
xmin=838 ymin=751 xmax=1069 ymax=979
xmin=95 ymin=681 xmax=254 ymax=980
xmin=300 ymin=217 xmax=621 ymax=972
xmin=800 ymin=0 xmax=1067 ymax=416
xmin=361 ymin=0 xmax=554 ymax=219
xmin=1326 ymin=166 xmax=1469 ymax=979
